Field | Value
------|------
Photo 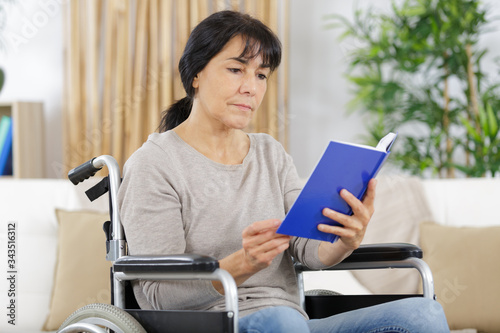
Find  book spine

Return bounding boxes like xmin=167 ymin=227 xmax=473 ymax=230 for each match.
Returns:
xmin=0 ymin=118 xmax=13 ymax=175
xmin=0 ymin=116 xmax=11 ymax=149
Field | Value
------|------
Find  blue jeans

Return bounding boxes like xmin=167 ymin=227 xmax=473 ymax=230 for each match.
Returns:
xmin=238 ymin=298 xmax=449 ymax=333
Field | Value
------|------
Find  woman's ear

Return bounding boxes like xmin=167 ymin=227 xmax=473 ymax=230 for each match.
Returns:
xmin=192 ymin=74 xmax=199 ymax=89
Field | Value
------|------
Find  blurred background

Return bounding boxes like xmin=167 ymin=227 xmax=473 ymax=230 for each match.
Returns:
xmin=0 ymin=0 xmax=498 ymax=179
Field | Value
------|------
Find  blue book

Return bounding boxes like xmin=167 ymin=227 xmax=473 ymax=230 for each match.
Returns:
xmin=0 ymin=117 xmax=13 ymax=175
xmin=277 ymin=132 xmax=397 ymax=243
xmin=0 ymin=116 xmax=11 ymax=149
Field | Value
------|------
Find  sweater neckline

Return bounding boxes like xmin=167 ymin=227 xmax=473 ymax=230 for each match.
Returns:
xmin=169 ymin=131 xmax=255 ymax=170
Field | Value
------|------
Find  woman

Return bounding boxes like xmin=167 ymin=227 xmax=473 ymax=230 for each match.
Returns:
xmin=118 ymin=10 xmax=449 ymax=333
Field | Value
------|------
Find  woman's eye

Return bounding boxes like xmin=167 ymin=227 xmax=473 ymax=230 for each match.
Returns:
xmin=228 ymin=68 xmax=241 ymax=73
xmin=258 ymin=73 xmax=268 ymax=80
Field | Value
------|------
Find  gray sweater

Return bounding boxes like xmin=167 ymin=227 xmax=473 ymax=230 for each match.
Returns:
xmin=117 ymin=131 xmax=327 ymax=318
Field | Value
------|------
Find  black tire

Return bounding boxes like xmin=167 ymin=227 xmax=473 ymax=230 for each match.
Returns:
xmin=305 ymin=289 xmax=343 ymax=296
xmin=58 ymin=303 xmax=146 ymax=333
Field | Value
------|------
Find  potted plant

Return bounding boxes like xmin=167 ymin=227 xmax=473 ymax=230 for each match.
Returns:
xmin=328 ymin=0 xmax=500 ymax=177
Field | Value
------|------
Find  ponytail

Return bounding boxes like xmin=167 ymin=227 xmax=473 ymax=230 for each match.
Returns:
xmin=158 ymin=96 xmax=193 ymax=132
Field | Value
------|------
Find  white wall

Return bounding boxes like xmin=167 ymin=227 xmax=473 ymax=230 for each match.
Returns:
xmin=0 ymin=0 xmax=64 ymax=178
xmin=0 ymin=1 xmax=498 ymax=178
xmin=288 ymin=0 xmax=388 ymax=178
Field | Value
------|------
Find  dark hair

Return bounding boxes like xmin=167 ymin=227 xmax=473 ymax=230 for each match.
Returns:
xmin=158 ymin=10 xmax=282 ymax=132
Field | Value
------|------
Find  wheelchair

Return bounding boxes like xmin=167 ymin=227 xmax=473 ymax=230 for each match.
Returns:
xmin=58 ymin=155 xmax=436 ymax=333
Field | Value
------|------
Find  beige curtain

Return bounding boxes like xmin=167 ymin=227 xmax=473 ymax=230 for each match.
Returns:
xmin=63 ymin=0 xmax=289 ymax=173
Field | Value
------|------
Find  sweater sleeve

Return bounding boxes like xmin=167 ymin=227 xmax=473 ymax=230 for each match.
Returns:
xmin=281 ymin=153 xmax=330 ymax=270
xmin=117 ymin=142 xmax=223 ymax=310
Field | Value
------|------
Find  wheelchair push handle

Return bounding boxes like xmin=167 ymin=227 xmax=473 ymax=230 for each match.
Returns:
xmin=68 ymin=157 xmax=102 ymax=185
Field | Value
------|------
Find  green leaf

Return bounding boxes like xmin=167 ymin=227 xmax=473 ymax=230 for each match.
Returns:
xmin=486 ymin=103 xmax=499 ymax=140
xmin=460 ymin=116 xmax=482 ymax=142
xmin=399 ymin=5 xmax=427 ymax=17
xmin=478 ymin=104 xmax=489 ymax=138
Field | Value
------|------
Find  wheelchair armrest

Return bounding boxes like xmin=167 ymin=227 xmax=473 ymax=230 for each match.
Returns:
xmin=113 ymin=254 xmax=240 ymax=326
xmin=294 ymin=242 xmax=435 ymax=300
xmin=295 ymin=243 xmax=422 ymax=273
xmin=342 ymin=243 xmax=422 ymax=263
xmin=114 ymin=254 xmax=219 ymax=274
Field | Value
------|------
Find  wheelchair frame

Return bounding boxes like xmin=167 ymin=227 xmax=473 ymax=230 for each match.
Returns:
xmin=59 ymin=155 xmax=436 ymax=333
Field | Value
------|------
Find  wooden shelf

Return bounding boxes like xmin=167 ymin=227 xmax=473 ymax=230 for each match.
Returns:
xmin=0 ymin=101 xmax=44 ymax=178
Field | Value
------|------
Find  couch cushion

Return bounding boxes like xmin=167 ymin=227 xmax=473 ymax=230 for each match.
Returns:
xmin=42 ymin=209 xmax=111 ymax=331
xmin=351 ymin=175 xmax=432 ymax=294
xmin=420 ymin=222 xmax=500 ymax=332
xmin=0 ymin=178 xmax=108 ymax=332
xmin=422 ymin=178 xmax=500 ymax=227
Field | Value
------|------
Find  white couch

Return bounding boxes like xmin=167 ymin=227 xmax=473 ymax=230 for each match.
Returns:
xmin=0 ymin=178 xmax=108 ymax=333
xmin=0 ymin=175 xmax=499 ymax=332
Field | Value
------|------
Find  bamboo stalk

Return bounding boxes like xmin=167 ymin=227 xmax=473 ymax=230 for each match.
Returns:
xmin=230 ymin=0 xmax=239 ymax=11
xmin=256 ymin=0 xmax=268 ymax=134
xmin=79 ymin=1 xmax=91 ymax=163
xmin=159 ymin=0 xmax=173 ymax=113
xmin=443 ymin=58 xmax=454 ymax=178
xmin=278 ymin=0 xmax=289 ymax=149
xmin=214 ymin=0 xmax=225 ymax=12
xmin=62 ymin=0 xmax=72 ymax=175
xmin=147 ymin=0 xmax=160 ymax=134
xmin=87 ymin=0 xmax=101 ymax=158
xmin=101 ymin=0 xmax=117 ymax=156
xmin=466 ymin=44 xmax=479 ymax=121
xmin=256 ymin=0 xmax=268 ymax=25
xmin=122 ymin=0 xmax=134 ymax=163
xmin=266 ymin=75 xmax=278 ymax=139
xmin=68 ymin=0 xmax=81 ymax=168
xmin=113 ymin=0 xmax=129 ymax=166
xmin=174 ymin=0 xmax=190 ymax=100
xmin=244 ymin=0 xmax=256 ymax=16
xmin=465 ymin=43 xmax=485 ymax=175
xmin=128 ymin=0 xmax=148 ymax=155
xmin=267 ymin=0 xmax=278 ymax=140
xmin=196 ymin=0 xmax=209 ymax=25
xmin=190 ymin=0 xmax=198 ymax=30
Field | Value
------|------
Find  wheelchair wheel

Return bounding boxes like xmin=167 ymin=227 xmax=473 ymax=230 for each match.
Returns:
xmin=58 ymin=303 xmax=146 ymax=333
xmin=305 ymin=289 xmax=343 ymax=296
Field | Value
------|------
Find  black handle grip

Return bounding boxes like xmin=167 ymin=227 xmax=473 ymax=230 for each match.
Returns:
xmin=68 ymin=158 xmax=102 ymax=185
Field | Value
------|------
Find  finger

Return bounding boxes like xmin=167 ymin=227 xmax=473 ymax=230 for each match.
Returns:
xmin=243 ymin=219 xmax=281 ymax=237
xmin=244 ymin=236 xmax=291 ymax=266
xmin=255 ymin=235 xmax=291 ymax=254
xmin=340 ymin=189 xmax=372 ymax=222
xmin=321 ymin=217 xmax=363 ymax=239
xmin=317 ymin=223 xmax=355 ymax=239
xmin=362 ymin=179 xmax=377 ymax=209
xmin=322 ymin=208 xmax=354 ymax=228
xmin=242 ymin=228 xmax=290 ymax=251
xmin=339 ymin=189 xmax=364 ymax=214
xmin=261 ymin=240 xmax=290 ymax=261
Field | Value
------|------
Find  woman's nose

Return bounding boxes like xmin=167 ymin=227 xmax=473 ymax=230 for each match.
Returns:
xmin=240 ymin=75 xmax=257 ymax=96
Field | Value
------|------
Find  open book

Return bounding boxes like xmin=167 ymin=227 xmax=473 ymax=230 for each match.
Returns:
xmin=277 ymin=132 xmax=397 ymax=243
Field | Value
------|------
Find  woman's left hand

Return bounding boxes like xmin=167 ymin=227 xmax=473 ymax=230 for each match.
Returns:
xmin=317 ymin=179 xmax=377 ymax=265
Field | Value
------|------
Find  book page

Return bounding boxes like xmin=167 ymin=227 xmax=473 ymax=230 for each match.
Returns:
xmin=375 ymin=132 xmax=397 ymax=152
xmin=334 ymin=132 xmax=397 ymax=152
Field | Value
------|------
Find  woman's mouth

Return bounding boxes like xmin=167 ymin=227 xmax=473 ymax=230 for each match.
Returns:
xmin=234 ymin=104 xmax=252 ymax=112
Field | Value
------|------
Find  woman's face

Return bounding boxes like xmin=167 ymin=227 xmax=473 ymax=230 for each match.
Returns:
xmin=191 ymin=35 xmax=271 ymax=130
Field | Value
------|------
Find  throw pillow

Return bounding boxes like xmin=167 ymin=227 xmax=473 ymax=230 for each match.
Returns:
xmin=351 ymin=175 xmax=432 ymax=294
xmin=43 ymin=209 xmax=111 ymax=331
xmin=419 ymin=222 xmax=500 ymax=332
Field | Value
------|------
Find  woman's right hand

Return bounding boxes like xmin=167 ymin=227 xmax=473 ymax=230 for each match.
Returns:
xmin=241 ymin=219 xmax=292 ymax=273
xmin=213 ymin=219 xmax=291 ymax=294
